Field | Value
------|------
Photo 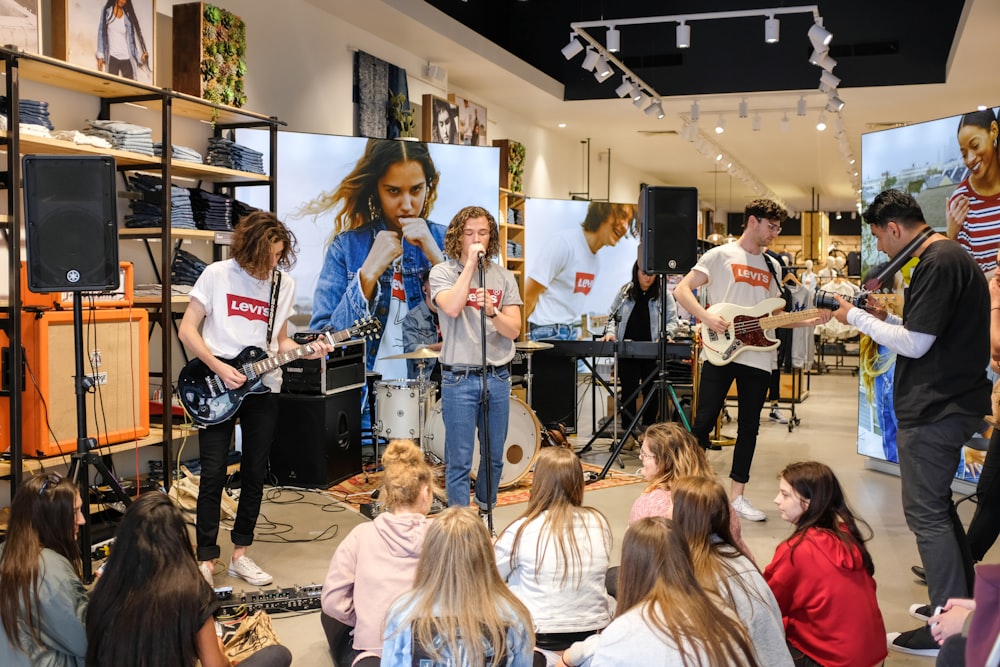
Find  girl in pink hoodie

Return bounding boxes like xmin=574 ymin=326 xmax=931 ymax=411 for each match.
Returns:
xmin=321 ymin=440 xmax=434 ymax=666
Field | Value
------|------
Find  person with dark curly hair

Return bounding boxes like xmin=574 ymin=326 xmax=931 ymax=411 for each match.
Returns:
xmin=430 ymin=206 xmax=522 ymax=512
xmin=179 ymin=211 xmax=331 ymax=589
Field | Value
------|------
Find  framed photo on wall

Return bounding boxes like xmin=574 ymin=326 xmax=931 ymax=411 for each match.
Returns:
xmin=448 ymin=94 xmax=488 ymax=146
xmin=0 ymin=1 xmax=41 ymax=54
xmin=422 ymin=94 xmax=460 ymax=145
xmin=52 ymin=0 xmax=155 ymax=84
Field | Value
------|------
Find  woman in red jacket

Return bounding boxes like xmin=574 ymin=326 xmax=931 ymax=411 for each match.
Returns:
xmin=763 ymin=461 xmax=887 ymax=667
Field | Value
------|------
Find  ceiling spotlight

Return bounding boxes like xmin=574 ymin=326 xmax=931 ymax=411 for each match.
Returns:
xmin=826 ymin=95 xmax=845 ymax=112
xmin=644 ymin=100 xmax=664 ymax=118
xmin=764 ymin=15 xmax=780 ymax=43
xmin=781 ymin=113 xmax=790 ymax=132
xmin=808 ymin=20 xmax=833 ymax=51
xmin=630 ymin=82 xmax=643 ymax=101
xmin=593 ymin=56 xmax=613 ymax=81
xmin=581 ymin=47 xmax=600 ymax=71
xmin=561 ymin=32 xmax=584 ymax=60
xmin=979 ymin=105 xmax=989 ymax=111
xmin=715 ymin=153 xmax=723 ymax=162
xmin=820 ymin=71 xmax=841 ymax=89
xmin=715 ymin=115 xmax=726 ymax=134
xmin=809 ymin=49 xmax=837 ymax=72
xmin=752 ymin=112 xmax=761 ymax=131
xmin=424 ymin=63 xmax=446 ymax=82
xmin=633 ymin=92 xmax=648 ymax=109
xmin=615 ymin=77 xmax=633 ymax=98
xmin=606 ymin=26 xmax=620 ymax=53
xmin=797 ymin=96 xmax=807 ymax=116
xmin=816 ymin=113 xmax=827 ymax=131
xmin=738 ymin=98 xmax=748 ymax=118
xmin=690 ymin=100 xmax=700 ymax=122
xmin=676 ymin=21 xmax=691 ymax=48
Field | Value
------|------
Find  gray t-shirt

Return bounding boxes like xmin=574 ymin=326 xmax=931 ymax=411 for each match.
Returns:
xmin=429 ymin=259 xmax=523 ymax=367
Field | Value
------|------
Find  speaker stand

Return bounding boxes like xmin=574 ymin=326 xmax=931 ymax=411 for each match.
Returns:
xmin=65 ymin=293 xmax=131 ymax=582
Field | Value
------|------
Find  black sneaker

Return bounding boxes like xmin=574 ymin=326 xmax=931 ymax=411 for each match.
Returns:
xmin=911 ymin=564 xmax=927 ymax=583
xmin=908 ymin=603 xmax=933 ymax=622
xmin=887 ymin=626 xmax=939 ymax=657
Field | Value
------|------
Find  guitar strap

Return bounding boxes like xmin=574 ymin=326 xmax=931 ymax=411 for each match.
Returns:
xmin=266 ymin=269 xmax=281 ymax=346
xmin=763 ymin=253 xmax=793 ymax=311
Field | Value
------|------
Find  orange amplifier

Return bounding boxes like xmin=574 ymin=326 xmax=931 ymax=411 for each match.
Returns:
xmin=0 ymin=308 xmax=150 ymax=457
xmin=20 ymin=261 xmax=134 ymax=309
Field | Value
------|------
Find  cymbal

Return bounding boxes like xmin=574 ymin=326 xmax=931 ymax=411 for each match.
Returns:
xmin=382 ymin=347 xmax=440 ymax=360
xmin=515 ymin=341 xmax=554 ymax=352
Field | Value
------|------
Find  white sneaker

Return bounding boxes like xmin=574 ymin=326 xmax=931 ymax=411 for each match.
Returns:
xmin=228 ymin=555 xmax=273 ymax=586
xmin=199 ymin=560 xmax=215 ymax=587
xmin=768 ymin=407 xmax=789 ymax=424
xmin=732 ymin=495 xmax=767 ymax=522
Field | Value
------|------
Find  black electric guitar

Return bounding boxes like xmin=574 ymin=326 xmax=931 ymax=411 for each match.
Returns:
xmin=178 ymin=318 xmax=381 ymax=426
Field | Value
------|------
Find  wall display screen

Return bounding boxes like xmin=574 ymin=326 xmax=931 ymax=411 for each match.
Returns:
xmin=235 ymin=130 xmax=499 ymax=380
xmin=858 ymin=108 xmax=998 ymax=483
xmin=523 ymin=198 xmax=641 ymax=338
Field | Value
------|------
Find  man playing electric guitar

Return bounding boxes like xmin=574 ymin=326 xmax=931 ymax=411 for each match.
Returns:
xmin=674 ymin=199 xmax=830 ymax=522
xmin=178 ymin=211 xmax=332 ymax=588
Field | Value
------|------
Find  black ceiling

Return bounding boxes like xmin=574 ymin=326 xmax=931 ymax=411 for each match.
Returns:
xmin=424 ymin=0 xmax=967 ymax=100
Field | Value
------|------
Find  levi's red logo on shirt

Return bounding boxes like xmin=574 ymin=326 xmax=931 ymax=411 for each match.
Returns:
xmin=227 ymin=294 xmax=270 ymax=322
xmin=732 ymin=264 xmax=772 ymax=289
xmin=391 ymin=270 xmax=405 ymax=301
xmin=466 ymin=288 xmax=503 ymax=309
xmin=575 ymin=272 xmax=596 ymax=294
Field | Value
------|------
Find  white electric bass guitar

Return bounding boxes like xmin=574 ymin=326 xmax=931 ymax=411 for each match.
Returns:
xmin=699 ymin=297 xmax=823 ymax=366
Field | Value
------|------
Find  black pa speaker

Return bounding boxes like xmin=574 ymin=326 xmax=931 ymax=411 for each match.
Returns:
xmin=271 ymin=390 xmax=363 ymax=487
xmin=639 ymin=185 xmax=698 ymax=275
xmin=23 ymin=155 xmax=119 ymax=293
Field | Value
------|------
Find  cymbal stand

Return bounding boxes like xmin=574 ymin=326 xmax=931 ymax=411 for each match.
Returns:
xmin=415 ymin=358 xmax=429 ymax=448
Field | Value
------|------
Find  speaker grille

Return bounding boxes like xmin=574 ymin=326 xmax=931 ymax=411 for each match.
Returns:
xmin=640 ymin=186 xmax=698 ymax=275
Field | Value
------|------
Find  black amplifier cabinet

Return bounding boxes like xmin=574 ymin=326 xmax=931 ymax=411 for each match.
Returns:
xmin=283 ymin=337 xmax=365 ymax=395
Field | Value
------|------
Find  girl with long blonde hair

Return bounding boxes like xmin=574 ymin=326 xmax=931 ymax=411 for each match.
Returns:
xmin=495 ymin=448 xmax=614 ymax=659
xmin=382 ymin=507 xmax=536 ymax=666
xmin=670 ymin=475 xmax=792 ymax=666
xmin=563 ymin=517 xmax=757 ymax=667
xmin=322 ymin=440 xmax=435 ymax=666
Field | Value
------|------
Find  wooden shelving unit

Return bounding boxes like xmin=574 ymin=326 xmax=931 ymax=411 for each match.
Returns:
xmin=0 ymin=46 xmax=279 ymax=493
xmin=498 ymin=187 xmax=527 ymax=335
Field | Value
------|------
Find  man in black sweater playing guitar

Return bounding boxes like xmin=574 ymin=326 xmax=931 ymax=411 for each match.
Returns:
xmin=179 ymin=211 xmax=331 ymax=587
xmin=674 ymin=199 xmax=829 ymax=523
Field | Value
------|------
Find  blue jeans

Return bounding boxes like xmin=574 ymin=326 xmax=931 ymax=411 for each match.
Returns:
xmin=528 ymin=323 xmax=576 ymax=341
xmin=898 ymin=414 xmax=980 ymax=606
xmin=441 ymin=366 xmax=511 ymax=508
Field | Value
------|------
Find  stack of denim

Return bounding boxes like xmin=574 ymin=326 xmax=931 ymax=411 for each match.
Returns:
xmin=232 ymin=198 xmax=261 ymax=224
xmin=206 ymin=137 xmax=265 ymax=174
xmin=124 ymin=173 xmax=197 ymax=229
xmin=0 ymin=96 xmax=54 ymax=130
xmin=153 ymin=142 xmax=203 ymax=163
xmin=507 ymin=239 xmax=523 ymax=259
xmin=83 ymin=119 xmax=154 ymax=156
xmin=188 ymin=188 xmax=233 ymax=231
xmin=171 ymin=248 xmax=208 ymax=286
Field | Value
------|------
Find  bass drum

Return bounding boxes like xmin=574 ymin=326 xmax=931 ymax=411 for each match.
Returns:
xmin=423 ymin=396 xmax=541 ymax=488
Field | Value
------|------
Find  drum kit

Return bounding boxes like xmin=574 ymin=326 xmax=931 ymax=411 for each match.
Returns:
xmin=371 ymin=341 xmax=556 ymax=488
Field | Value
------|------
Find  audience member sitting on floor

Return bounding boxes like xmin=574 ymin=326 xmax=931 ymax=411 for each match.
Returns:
xmin=494 ymin=447 xmax=615 ymax=663
xmin=929 ymin=562 xmax=1000 ymax=666
xmin=321 ymin=439 xmax=433 ymax=666
xmin=86 ymin=492 xmax=292 ymax=667
xmin=763 ymin=461 xmax=887 ymax=667
xmin=382 ymin=506 xmax=539 ymax=667
xmin=670 ymin=475 xmax=793 ymax=666
xmin=0 ymin=473 xmax=87 ymax=667
xmin=629 ymin=422 xmax=752 ymax=561
xmin=560 ymin=517 xmax=758 ymax=667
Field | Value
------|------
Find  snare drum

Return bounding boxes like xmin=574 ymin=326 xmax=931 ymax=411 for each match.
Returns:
xmin=423 ymin=395 xmax=541 ymax=488
xmin=373 ymin=380 xmax=436 ymax=440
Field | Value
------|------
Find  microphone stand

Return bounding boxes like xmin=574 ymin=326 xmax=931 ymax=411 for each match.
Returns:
xmin=477 ymin=254 xmax=494 ymax=535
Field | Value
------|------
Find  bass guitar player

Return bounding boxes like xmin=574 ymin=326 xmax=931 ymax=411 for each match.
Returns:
xmin=673 ymin=199 xmax=830 ymax=523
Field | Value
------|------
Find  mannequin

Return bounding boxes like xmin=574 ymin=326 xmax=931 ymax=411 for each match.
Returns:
xmin=800 ymin=259 xmax=818 ymax=292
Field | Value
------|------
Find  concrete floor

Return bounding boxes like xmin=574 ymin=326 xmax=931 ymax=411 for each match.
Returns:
xmin=203 ymin=371 xmax=983 ymax=666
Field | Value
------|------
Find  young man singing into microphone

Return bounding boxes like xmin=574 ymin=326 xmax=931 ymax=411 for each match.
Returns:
xmin=429 ymin=206 xmax=522 ymax=519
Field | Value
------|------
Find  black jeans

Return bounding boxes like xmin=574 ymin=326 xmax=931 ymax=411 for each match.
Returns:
xmin=692 ymin=362 xmax=770 ymax=484
xmin=968 ymin=428 xmax=1000 ymax=562
xmin=196 ymin=392 xmax=279 ymax=562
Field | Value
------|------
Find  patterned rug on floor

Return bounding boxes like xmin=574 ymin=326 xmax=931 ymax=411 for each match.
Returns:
xmin=328 ymin=459 xmax=644 ymax=513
